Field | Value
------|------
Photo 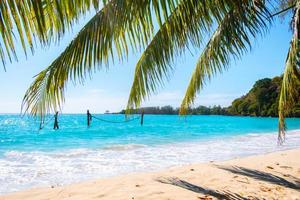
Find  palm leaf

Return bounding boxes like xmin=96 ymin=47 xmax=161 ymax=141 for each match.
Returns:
xmin=278 ymin=1 xmax=300 ymax=143
xmin=22 ymin=0 xmax=180 ymax=119
xmin=179 ymin=1 xmax=270 ymax=114
xmin=0 ymin=0 xmax=100 ymax=67
xmin=126 ymin=0 xmax=230 ymax=112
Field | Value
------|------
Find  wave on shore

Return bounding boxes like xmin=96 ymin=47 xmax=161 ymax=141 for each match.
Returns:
xmin=1 ymin=129 xmax=300 ymax=194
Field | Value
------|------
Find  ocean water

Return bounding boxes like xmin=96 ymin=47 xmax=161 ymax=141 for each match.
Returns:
xmin=0 ymin=114 xmax=300 ymax=194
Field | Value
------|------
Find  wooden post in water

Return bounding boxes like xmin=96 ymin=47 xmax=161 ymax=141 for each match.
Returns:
xmin=53 ymin=111 xmax=59 ymax=130
xmin=39 ymin=121 xmax=43 ymax=130
xmin=140 ymin=110 xmax=144 ymax=125
xmin=87 ymin=109 xmax=92 ymax=127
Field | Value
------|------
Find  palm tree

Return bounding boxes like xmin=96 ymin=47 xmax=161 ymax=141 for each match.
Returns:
xmin=1 ymin=0 xmax=299 ymax=142
xmin=0 ymin=0 xmax=101 ymax=67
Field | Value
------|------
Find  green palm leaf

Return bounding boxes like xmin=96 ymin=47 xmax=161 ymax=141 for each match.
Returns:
xmin=278 ymin=1 xmax=300 ymax=143
xmin=22 ymin=0 xmax=180 ymax=119
xmin=180 ymin=1 xmax=270 ymax=115
xmin=126 ymin=0 xmax=230 ymax=112
xmin=0 ymin=0 xmax=100 ymax=67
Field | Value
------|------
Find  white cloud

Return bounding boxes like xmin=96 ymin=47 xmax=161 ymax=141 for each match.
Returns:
xmin=142 ymin=91 xmax=182 ymax=107
xmin=143 ymin=91 xmax=241 ymax=107
xmin=86 ymin=89 xmax=105 ymax=95
xmin=61 ymin=90 xmax=241 ymax=113
xmin=0 ymin=88 xmax=241 ymax=114
xmin=194 ymin=93 xmax=241 ymax=107
xmin=63 ymin=89 xmax=127 ymax=113
xmin=63 ymin=90 xmax=185 ymax=113
xmin=142 ymin=91 xmax=240 ymax=108
xmin=0 ymin=99 xmax=22 ymax=114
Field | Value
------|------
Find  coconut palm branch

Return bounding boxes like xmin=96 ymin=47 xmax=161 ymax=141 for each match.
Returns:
xmin=0 ymin=0 xmax=100 ymax=67
xmin=23 ymin=0 xmax=271 ymax=116
xmin=125 ymin=0 xmax=254 ymax=112
xmin=126 ymin=0 xmax=218 ymax=111
xmin=22 ymin=0 xmax=179 ymax=119
xmin=126 ymin=1 xmax=270 ymax=113
xmin=278 ymin=0 xmax=300 ymax=143
xmin=179 ymin=1 xmax=270 ymax=115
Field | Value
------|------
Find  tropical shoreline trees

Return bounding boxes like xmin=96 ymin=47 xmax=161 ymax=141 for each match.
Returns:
xmin=118 ymin=76 xmax=300 ymax=117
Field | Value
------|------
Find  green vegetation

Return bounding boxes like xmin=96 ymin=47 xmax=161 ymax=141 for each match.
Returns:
xmin=0 ymin=1 xmax=299 ymax=141
xmin=119 ymin=76 xmax=300 ymax=117
xmin=228 ymin=77 xmax=300 ymax=117
xmin=118 ymin=105 xmax=227 ymax=115
xmin=119 ymin=106 xmax=178 ymax=115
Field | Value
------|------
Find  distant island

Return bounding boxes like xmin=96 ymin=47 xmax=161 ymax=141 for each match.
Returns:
xmin=117 ymin=76 xmax=300 ymax=117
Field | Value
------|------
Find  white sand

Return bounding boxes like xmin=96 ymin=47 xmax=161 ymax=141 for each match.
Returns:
xmin=1 ymin=149 xmax=300 ymax=200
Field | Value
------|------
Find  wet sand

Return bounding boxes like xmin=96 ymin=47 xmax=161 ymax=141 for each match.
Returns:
xmin=1 ymin=149 xmax=300 ymax=200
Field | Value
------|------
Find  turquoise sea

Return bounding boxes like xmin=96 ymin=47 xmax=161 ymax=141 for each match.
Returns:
xmin=1 ymin=114 xmax=300 ymax=194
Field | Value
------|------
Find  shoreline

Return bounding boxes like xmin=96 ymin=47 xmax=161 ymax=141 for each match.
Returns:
xmin=2 ymin=113 xmax=300 ymax=118
xmin=1 ymin=129 xmax=300 ymax=195
xmin=1 ymin=148 xmax=300 ymax=200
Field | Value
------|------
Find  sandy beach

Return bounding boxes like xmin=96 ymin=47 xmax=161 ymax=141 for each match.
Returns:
xmin=2 ymin=1 xmax=300 ymax=199
xmin=1 ymin=148 xmax=299 ymax=200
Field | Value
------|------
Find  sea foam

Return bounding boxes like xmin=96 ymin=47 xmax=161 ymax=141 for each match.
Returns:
xmin=1 ymin=130 xmax=300 ymax=194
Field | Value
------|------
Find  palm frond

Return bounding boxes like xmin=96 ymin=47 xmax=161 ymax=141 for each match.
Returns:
xmin=0 ymin=0 xmax=100 ymax=67
xmin=22 ymin=0 xmax=180 ymax=119
xmin=126 ymin=0 xmax=212 ymax=112
xmin=126 ymin=0 xmax=252 ymax=112
xmin=22 ymin=70 xmax=64 ymax=121
xmin=180 ymin=1 xmax=270 ymax=114
xmin=278 ymin=1 xmax=300 ymax=143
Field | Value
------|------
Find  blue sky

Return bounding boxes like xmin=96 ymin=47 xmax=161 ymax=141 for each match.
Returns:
xmin=0 ymin=11 xmax=293 ymax=114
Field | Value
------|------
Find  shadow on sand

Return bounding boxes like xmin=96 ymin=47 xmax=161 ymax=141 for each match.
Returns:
xmin=217 ymin=166 xmax=300 ymax=190
xmin=156 ymin=177 xmax=259 ymax=200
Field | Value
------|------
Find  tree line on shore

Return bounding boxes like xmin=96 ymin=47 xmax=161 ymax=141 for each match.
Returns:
xmin=118 ymin=76 xmax=300 ymax=117
xmin=118 ymin=105 xmax=227 ymax=115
